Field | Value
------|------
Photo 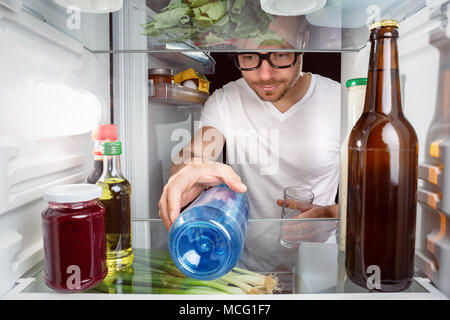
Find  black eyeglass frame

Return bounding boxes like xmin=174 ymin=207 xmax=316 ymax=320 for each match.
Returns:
xmin=232 ymin=52 xmax=302 ymax=71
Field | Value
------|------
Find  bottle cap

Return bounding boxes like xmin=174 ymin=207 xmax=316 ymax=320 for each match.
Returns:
xmin=103 ymin=141 xmax=122 ymax=155
xmin=44 ymin=184 xmax=102 ymax=203
xmin=346 ymin=78 xmax=367 ymax=88
xmin=92 ymin=124 xmax=118 ymax=141
xmin=369 ymin=19 xmax=399 ymax=31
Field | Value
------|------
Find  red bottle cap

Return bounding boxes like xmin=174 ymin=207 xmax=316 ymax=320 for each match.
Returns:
xmin=92 ymin=124 xmax=118 ymax=141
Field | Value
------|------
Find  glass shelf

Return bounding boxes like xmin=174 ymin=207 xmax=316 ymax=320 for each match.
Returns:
xmin=17 ymin=0 xmax=426 ymax=54
xmin=149 ymin=83 xmax=209 ymax=106
xmin=15 ymin=219 xmax=435 ymax=297
xmin=143 ymin=0 xmax=427 ymax=53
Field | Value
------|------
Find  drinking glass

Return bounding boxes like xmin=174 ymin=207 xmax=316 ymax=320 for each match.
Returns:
xmin=279 ymin=186 xmax=314 ymax=249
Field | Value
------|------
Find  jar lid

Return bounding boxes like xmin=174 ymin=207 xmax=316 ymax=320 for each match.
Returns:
xmin=149 ymin=68 xmax=173 ymax=76
xmin=44 ymin=184 xmax=102 ymax=203
xmin=369 ymin=19 xmax=399 ymax=31
xmin=346 ymin=78 xmax=367 ymax=88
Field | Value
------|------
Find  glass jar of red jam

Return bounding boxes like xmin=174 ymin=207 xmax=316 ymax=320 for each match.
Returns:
xmin=42 ymin=184 xmax=107 ymax=293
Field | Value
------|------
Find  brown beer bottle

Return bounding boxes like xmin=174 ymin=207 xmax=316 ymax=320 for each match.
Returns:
xmin=345 ymin=20 xmax=418 ymax=292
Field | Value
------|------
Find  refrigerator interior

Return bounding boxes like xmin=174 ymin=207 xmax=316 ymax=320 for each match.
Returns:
xmin=0 ymin=0 xmax=111 ymax=296
xmin=0 ymin=0 xmax=449 ymax=298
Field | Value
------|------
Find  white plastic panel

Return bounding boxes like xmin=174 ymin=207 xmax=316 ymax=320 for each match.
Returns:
xmin=21 ymin=0 xmax=109 ymax=51
xmin=414 ymin=1 xmax=450 ymax=295
xmin=0 ymin=4 xmax=109 ymax=296
xmin=0 ymin=0 xmax=23 ymax=12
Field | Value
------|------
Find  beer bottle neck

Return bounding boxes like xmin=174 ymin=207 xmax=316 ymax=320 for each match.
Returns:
xmin=366 ymin=27 xmax=402 ymax=116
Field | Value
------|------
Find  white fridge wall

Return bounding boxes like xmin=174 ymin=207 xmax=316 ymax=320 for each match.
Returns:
xmin=0 ymin=4 xmax=109 ymax=296
xmin=21 ymin=0 xmax=110 ymax=51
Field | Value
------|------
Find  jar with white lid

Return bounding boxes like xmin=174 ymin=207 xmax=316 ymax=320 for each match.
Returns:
xmin=42 ymin=184 xmax=107 ymax=292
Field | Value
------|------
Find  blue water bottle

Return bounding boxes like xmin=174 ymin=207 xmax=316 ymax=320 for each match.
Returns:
xmin=169 ymin=184 xmax=249 ymax=280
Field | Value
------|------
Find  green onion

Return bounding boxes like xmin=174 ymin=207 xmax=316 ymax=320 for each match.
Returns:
xmin=90 ymin=249 xmax=282 ymax=295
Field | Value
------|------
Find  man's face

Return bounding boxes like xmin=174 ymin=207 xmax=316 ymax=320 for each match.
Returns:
xmin=240 ymin=47 xmax=302 ymax=102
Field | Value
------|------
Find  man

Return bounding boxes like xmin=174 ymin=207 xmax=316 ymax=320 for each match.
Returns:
xmin=159 ymin=43 xmax=340 ymax=271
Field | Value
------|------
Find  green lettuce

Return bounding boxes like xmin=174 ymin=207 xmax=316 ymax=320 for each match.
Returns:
xmin=143 ymin=0 xmax=275 ymax=47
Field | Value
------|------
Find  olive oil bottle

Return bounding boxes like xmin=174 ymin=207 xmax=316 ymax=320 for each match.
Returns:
xmin=97 ymin=141 xmax=133 ymax=273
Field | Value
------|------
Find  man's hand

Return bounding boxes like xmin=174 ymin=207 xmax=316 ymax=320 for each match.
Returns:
xmin=276 ymin=199 xmax=338 ymax=218
xmin=159 ymin=158 xmax=247 ymax=230
xmin=276 ymin=199 xmax=338 ymax=246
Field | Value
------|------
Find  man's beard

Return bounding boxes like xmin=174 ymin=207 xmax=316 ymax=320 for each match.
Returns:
xmin=253 ymin=81 xmax=290 ymax=102
xmin=249 ymin=75 xmax=298 ymax=102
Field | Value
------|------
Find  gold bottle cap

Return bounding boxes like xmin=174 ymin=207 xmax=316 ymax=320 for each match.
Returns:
xmin=369 ymin=19 xmax=399 ymax=31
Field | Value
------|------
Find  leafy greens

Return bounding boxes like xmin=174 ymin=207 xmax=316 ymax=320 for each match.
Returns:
xmin=142 ymin=0 xmax=276 ymax=47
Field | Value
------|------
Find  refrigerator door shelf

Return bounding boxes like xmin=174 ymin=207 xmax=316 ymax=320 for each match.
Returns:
xmin=0 ymin=231 xmax=41 ymax=298
xmin=0 ymin=231 xmax=22 ymax=297
xmin=419 ymin=138 xmax=450 ymax=217
xmin=419 ymin=163 xmax=442 ymax=187
xmin=0 ymin=152 xmax=87 ymax=216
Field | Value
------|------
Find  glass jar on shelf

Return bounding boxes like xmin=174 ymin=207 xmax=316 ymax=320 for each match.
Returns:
xmin=42 ymin=184 xmax=107 ymax=293
xmin=149 ymin=68 xmax=173 ymax=99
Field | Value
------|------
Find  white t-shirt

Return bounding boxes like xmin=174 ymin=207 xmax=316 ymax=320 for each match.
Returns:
xmin=199 ymin=73 xmax=341 ymax=271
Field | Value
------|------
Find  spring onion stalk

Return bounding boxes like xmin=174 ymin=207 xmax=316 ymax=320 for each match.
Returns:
xmin=91 ymin=249 xmax=282 ymax=295
xmin=232 ymin=266 xmax=281 ymax=293
xmin=221 ymin=273 xmax=262 ymax=294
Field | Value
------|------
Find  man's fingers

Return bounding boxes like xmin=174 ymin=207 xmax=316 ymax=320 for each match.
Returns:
xmin=160 ymin=161 xmax=246 ymax=231
xmin=277 ymin=199 xmax=313 ymax=212
xmin=298 ymin=206 xmax=322 ymax=218
xmin=281 ymin=220 xmax=314 ymax=233
xmin=282 ymin=228 xmax=320 ymax=242
xmin=158 ymin=188 xmax=171 ymax=230
xmin=197 ymin=163 xmax=247 ymax=193
xmin=222 ymin=176 xmax=247 ymax=193
xmin=214 ymin=163 xmax=247 ymax=193
xmin=167 ymin=186 xmax=183 ymax=224
xmin=280 ymin=219 xmax=338 ymax=243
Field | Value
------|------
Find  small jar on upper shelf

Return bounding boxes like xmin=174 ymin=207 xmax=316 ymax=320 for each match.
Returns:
xmin=149 ymin=68 xmax=173 ymax=99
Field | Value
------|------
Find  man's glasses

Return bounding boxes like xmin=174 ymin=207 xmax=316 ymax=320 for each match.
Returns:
xmin=233 ymin=52 xmax=301 ymax=71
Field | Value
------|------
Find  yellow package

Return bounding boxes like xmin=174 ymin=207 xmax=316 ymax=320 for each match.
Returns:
xmin=174 ymin=68 xmax=210 ymax=94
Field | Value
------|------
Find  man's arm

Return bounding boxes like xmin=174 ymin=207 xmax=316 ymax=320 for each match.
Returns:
xmin=170 ymin=126 xmax=226 ymax=177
